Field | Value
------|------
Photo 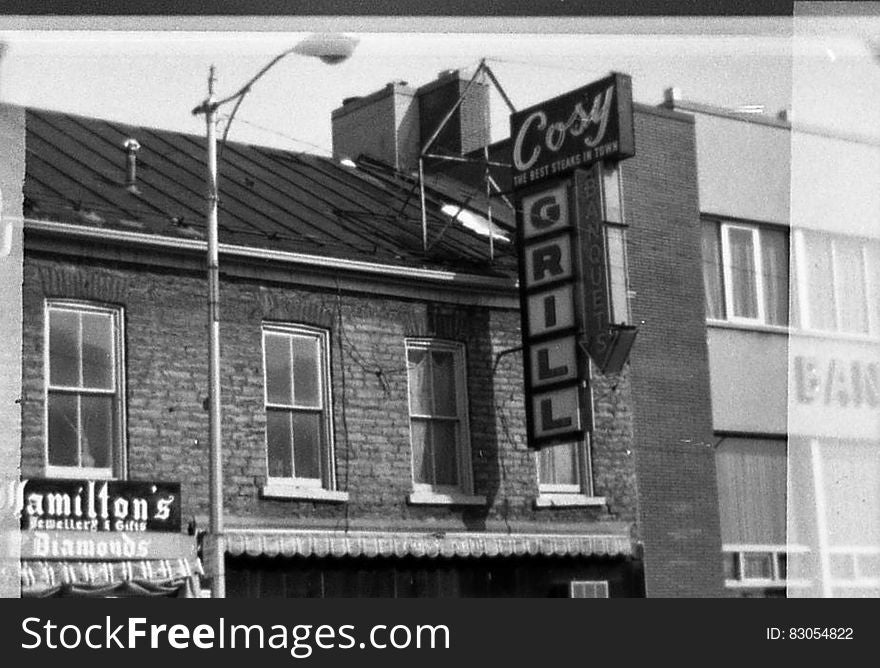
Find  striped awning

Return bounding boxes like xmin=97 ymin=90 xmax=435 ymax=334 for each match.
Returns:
xmin=21 ymin=558 xmax=203 ymax=597
xmin=225 ymin=530 xmax=632 ymax=560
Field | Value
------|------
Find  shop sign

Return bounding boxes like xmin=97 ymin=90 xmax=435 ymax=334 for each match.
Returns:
xmin=15 ymin=479 xmax=180 ymax=533
xmin=788 ymin=338 xmax=880 ymax=439
xmin=794 ymin=356 xmax=879 ymax=408
xmin=510 ymin=72 xmax=635 ymax=189
xmin=518 ymin=180 xmax=591 ymax=446
xmin=20 ymin=530 xmax=197 ymax=561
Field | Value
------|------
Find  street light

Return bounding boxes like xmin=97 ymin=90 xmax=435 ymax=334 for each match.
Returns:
xmin=192 ymin=33 xmax=357 ymax=598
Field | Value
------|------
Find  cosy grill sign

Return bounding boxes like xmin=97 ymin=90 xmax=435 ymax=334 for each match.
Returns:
xmin=12 ymin=478 xmax=181 ymax=533
xmin=510 ymin=72 xmax=635 ymax=189
xmin=512 ymin=73 xmax=636 ymax=449
xmin=517 ymin=172 xmax=606 ymax=447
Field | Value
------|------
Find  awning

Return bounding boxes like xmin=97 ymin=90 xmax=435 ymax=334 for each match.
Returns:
xmin=21 ymin=557 xmax=203 ymax=598
xmin=225 ymin=529 xmax=632 ymax=560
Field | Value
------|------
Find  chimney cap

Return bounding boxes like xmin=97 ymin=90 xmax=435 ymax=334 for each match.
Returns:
xmin=663 ymin=87 xmax=682 ymax=105
xmin=123 ymin=137 xmax=141 ymax=152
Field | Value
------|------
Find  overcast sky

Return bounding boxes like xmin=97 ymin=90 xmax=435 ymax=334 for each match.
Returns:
xmin=0 ymin=13 xmax=876 ymax=155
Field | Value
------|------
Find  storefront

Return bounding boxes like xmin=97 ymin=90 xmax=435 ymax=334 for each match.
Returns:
xmin=223 ymin=529 xmax=642 ymax=598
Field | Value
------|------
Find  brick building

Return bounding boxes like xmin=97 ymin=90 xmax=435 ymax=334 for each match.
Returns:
xmin=8 ymin=69 xmax=724 ymax=597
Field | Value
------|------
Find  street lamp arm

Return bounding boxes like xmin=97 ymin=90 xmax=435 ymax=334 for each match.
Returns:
xmin=191 ymin=49 xmax=293 ymax=117
xmin=214 ymin=46 xmax=297 ymax=109
xmin=192 ymin=33 xmax=357 ymax=117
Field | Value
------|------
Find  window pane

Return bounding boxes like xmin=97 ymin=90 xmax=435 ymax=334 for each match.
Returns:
xmin=81 ymin=394 xmax=113 ymax=468
xmin=431 ymin=351 xmax=457 ymax=417
xmin=431 ymin=421 xmax=458 ymax=486
xmin=602 ymin=164 xmax=622 ymax=223
xmin=761 ymin=228 xmax=789 ymax=326
xmin=606 ymin=226 xmax=630 ymax=324
xmin=292 ymin=412 xmax=322 ymax=480
xmin=49 ymin=309 xmax=79 ymax=387
xmin=292 ymin=335 xmax=320 ymax=407
xmin=804 ymin=233 xmax=836 ymax=331
xmin=265 ymin=334 xmax=292 ymax=405
xmin=834 ymin=237 xmax=868 ymax=334
xmin=81 ymin=312 xmax=114 ymax=389
xmin=742 ymin=553 xmax=774 ymax=580
xmin=266 ymin=409 xmax=292 ymax=478
xmin=48 ymin=392 xmax=78 ymax=466
xmin=411 ymin=419 xmax=430 ymax=484
xmin=540 ymin=441 xmax=578 ymax=486
xmin=407 ymin=348 xmax=430 ymax=415
xmin=728 ymin=227 xmax=758 ymax=318
xmin=701 ymin=223 xmax=725 ymax=319
xmin=715 ymin=438 xmax=787 ymax=545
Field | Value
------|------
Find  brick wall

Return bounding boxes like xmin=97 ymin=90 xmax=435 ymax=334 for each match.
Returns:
xmin=623 ymin=105 xmax=725 ymax=597
xmin=20 ymin=254 xmax=638 ymax=535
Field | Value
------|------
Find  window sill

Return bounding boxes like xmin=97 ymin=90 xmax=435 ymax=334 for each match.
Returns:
xmin=44 ymin=466 xmax=115 ymax=480
xmin=534 ymin=494 xmax=606 ymax=508
xmin=407 ymin=491 xmax=487 ymax=507
xmin=260 ymin=482 xmax=349 ymax=503
xmin=706 ymin=319 xmax=789 ymax=335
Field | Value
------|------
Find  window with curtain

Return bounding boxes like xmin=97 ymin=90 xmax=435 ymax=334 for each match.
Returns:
xmin=701 ymin=222 xmax=725 ymax=320
xmin=702 ymin=219 xmax=790 ymax=326
xmin=537 ymin=440 xmax=586 ymax=494
xmin=715 ymin=437 xmax=787 ymax=587
xmin=405 ymin=339 xmax=472 ymax=493
xmin=263 ymin=324 xmax=335 ymax=489
xmin=797 ymin=231 xmax=879 ymax=336
xmin=46 ymin=301 xmax=123 ymax=477
xmin=725 ymin=225 xmax=760 ymax=319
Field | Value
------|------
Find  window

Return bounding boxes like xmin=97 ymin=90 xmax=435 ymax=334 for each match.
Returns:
xmin=538 ymin=441 xmax=584 ymax=494
xmin=795 ymin=231 xmax=880 ymax=336
xmin=405 ymin=339 xmax=473 ymax=496
xmin=716 ymin=437 xmax=794 ymax=595
xmin=263 ymin=324 xmax=337 ymax=494
xmin=605 ymin=225 xmax=631 ymax=325
xmin=701 ymin=219 xmax=789 ymax=326
xmin=601 ymin=163 xmax=631 ymax=326
xmin=535 ymin=438 xmax=605 ymax=507
xmin=45 ymin=301 xmax=124 ymax=478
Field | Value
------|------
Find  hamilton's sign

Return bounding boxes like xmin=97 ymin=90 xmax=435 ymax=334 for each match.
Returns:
xmin=12 ymin=479 xmax=181 ymax=533
xmin=510 ymin=73 xmax=634 ymax=189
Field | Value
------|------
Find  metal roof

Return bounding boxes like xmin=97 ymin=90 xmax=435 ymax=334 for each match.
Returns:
xmin=23 ymin=107 xmax=517 ymax=278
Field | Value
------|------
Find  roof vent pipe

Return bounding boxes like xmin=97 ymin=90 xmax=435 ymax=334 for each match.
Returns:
xmin=123 ymin=138 xmax=141 ymax=192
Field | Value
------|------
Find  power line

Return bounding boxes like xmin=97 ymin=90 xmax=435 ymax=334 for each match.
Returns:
xmin=221 ymin=115 xmax=336 ymax=156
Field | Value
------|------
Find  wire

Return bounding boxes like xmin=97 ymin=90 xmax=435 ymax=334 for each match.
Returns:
xmin=483 ymin=56 xmax=614 ymax=79
xmin=334 ymin=282 xmax=353 ymax=534
xmin=225 ymin=116 xmax=337 ymax=156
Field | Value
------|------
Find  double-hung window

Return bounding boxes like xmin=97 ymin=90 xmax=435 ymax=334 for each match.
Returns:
xmin=45 ymin=301 xmax=124 ymax=478
xmin=794 ymin=231 xmax=880 ymax=336
xmin=405 ymin=339 xmax=474 ymax=498
xmin=538 ymin=440 xmax=587 ymax=493
xmin=702 ymin=219 xmax=789 ymax=326
xmin=263 ymin=324 xmax=338 ymax=496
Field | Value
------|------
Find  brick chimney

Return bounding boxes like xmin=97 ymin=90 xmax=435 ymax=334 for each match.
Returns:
xmin=417 ymin=69 xmax=490 ymax=162
xmin=331 ymin=80 xmax=420 ymax=172
xmin=331 ymin=69 xmax=490 ymax=172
